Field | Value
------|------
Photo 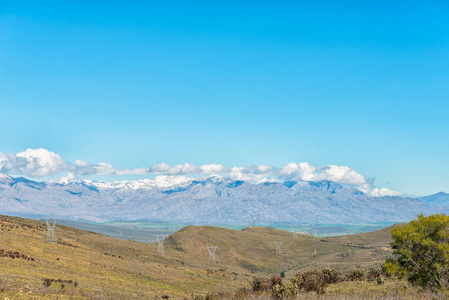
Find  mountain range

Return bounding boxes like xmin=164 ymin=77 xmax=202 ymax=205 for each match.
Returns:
xmin=0 ymin=174 xmax=447 ymax=224
xmin=418 ymin=192 xmax=449 ymax=205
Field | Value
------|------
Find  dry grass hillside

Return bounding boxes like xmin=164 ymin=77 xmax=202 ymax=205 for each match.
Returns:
xmin=164 ymin=225 xmax=395 ymax=277
xmin=0 ymin=214 xmax=397 ymax=299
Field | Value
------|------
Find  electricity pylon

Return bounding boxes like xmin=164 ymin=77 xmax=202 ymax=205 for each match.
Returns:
xmin=292 ymin=230 xmax=298 ymax=238
xmin=250 ymin=213 xmax=260 ymax=227
xmin=45 ymin=218 xmax=57 ymax=244
xmin=274 ymin=241 xmax=282 ymax=252
xmin=206 ymin=245 xmax=218 ymax=261
xmin=157 ymin=236 xmax=165 ymax=256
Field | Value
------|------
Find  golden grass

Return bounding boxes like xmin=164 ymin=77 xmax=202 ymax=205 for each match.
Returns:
xmin=0 ymin=215 xmax=416 ymax=299
xmin=0 ymin=216 xmax=249 ymax=299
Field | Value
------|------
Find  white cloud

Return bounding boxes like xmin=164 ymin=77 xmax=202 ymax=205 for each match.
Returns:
xmin=94 ymin=162 xmax=116 ymax=176
xmin=279 ymin=162 xmax=317 ymax=181
xmin=370 ymin=188 xmax=401 ymax=197
xmin=279 ymin=163 xmax=367 ymax=186
xmin=167 ymin=163 xmax=199 ymax=175
xmin=198 ymin=164 xmax=228 ymax=175
xmin=228 ymin=166 xmax=273 ymax=183
xmin=153 ymin=175 xmax=193 ymax=187
xmin=50 ymin=172 xmax=76 ymax=184
xmin=0 ymin=149 xmax=115 ymax=178
xmin=115 ymin=168 xmax=147 ymax=175
xmin=277 ymin=162 xmax=385 ymax=194
xmin=314 ymin=165 xmax=371 ymax=191
xmin=148 ymin=163 xmax=170 ymax=173
xmin=73 ymin=159 xmax=98 ymax=175
xmin=14 ymin=148 xmax=67 ymax=177
xmin=0 ymin=152 xmax=13 ymax=171
xmin=0 ymin=148 xmax=401 ymax=197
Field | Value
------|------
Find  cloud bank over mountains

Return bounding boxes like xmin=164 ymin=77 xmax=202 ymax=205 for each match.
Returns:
xmin=0 ymin=148 xmax=400 ymax=197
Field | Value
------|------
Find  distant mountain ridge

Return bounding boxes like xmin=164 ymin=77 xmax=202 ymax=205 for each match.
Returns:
xmin=0 ymin=174 xmax=445 ymax=224
xmin=418 ymin=192 xmax=449 ymax=205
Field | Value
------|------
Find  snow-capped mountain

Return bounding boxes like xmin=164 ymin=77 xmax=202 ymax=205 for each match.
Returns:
xmin=0 ymin=174 xmax=443 ymax=224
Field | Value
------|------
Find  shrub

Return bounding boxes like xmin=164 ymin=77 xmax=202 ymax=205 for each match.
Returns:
xmin=346 ymin=269 xmax=365 ymax=281
xmin=0 ymin=249 xmax=35 ymax=261
xmin=271 ymin=275 xmax=283 ymax=287
xmin=41 ymin=278 xmax=78 ymax=289
xmin=43 ymin=278 xmax=52 ymax=287
xmin=376 ymin=276 xmax=385 ymax=285
xmin=295 ymin=270 xmax=326 ymax=293
xmin=271 ymin=282 xmax=298 ymax=299
xmin=280 ymin=271 xmax=285 ymax=278
xmin=382 ymin=258 xmax=403 ymax=278
xmin=251 ymin=277 xmax=270 ymax=292
xmin=323 ymin=268 xmax=341 ymax=284
xmin=367 ymin=265 xmax=382 ymax=280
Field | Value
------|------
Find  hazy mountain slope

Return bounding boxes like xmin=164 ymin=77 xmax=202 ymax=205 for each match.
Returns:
xmin=418 ymin=192 xmax=449 ymax=205
xmin=0 ymin=174 xmax=442 ymax=224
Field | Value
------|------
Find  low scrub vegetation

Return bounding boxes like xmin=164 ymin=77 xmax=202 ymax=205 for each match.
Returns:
xmin=42 ymin=278 xmax=78 ymax=289
xmin=345 ymin=268 xmax=365 ymax=281
xmin=0 ymin=249 xmax=35 ymax=261
xmin=205 ymin=265 xmax=442 ymax=299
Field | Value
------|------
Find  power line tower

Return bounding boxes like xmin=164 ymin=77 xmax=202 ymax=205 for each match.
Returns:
xmin=206 ymin=245 xmax=218 ymax=261
xmin=157 ymin=236 xmax=165 ymax=256
xmin=274 ymin=241 xmax=282 ymax=252
xmin=45 ymin=218 xmax=57 ymax=244
xmin=291 ymin=230 xmax=299 ymax=239
xmin=250 ymin=213 xmax=260 ymax=227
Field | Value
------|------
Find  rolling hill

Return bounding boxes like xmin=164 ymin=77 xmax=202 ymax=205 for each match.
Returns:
xmin=0 ymin=214 xmax=398 ymax=299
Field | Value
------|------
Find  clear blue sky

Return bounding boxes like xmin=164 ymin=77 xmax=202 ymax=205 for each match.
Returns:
xmin=1 ymin=1 xmax=448 ymax=196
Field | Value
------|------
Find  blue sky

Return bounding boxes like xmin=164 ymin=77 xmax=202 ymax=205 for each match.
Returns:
xmin=1 ymin=1 xmax=448 ymax=196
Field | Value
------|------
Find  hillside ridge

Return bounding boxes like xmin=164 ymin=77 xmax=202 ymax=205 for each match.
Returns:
xmin=0 ymin=214 xmax=398 ymax=298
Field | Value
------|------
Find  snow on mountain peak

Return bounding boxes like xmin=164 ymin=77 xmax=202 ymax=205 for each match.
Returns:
xmin=0 ymin=173 xmax=10 ymax=179
xmin=73 ymin=175 xmax=196 ymax=191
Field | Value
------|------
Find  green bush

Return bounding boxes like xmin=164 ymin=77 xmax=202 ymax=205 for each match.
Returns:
xmin=382 ymin=258 xmax=403 ymax=278
xmin=271 ymin=282 xmax=298 ymax=299
xmin=389 ymin=214 xmax=449 ymax=290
